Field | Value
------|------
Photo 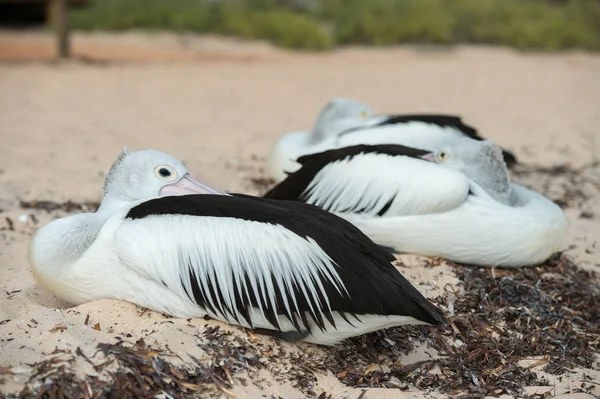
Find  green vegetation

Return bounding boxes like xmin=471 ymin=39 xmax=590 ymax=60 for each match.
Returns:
xmin=68 ymin=0 xmax=600 ymax=51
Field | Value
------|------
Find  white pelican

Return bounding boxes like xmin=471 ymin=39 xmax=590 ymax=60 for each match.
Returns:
xmin=267 ymin=97 xmax=517 ymax=201
xmin=29 ymin=148 xmax=446 ymax=346
xmin=264 ymin=144 xmax=568 ymax=268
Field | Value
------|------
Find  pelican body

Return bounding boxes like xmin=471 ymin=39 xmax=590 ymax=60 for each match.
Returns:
xmin=265 ymin=145 xmax=568 ymax=268
xmin=267 ymin=97 xmax=518 ymax=205
xmin=29 ymin=148 xmax=446 ymax=346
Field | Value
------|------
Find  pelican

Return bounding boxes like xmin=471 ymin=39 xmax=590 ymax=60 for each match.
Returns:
xmin=29 ymin=148 xmax=446 ymax=346
xmin=267 ymin=97 xmax=518 ymax=194
xmin=264 ymin=144 xmax=568 ymax=268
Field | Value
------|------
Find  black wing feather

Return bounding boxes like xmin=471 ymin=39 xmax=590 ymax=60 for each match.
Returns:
xmin=380 ymin=114 xmax=518 ymax=167
xmin=340 ymin=114 xmax=517 ymax=168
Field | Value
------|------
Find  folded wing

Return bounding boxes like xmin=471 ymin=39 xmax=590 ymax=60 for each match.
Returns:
xmin=336 ymin=114 xmax=517 ymax=167
xmin=114 ymin=194 xmax=445 ymax=334
xmin=264 ymin=145 xmax=471 ymax=217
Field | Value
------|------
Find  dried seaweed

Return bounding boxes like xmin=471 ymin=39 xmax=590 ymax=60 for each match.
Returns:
xmin=3 ymin=217 xmax=14 ymax=231
xmin=248 ymin=177 xmax=276 ymax=193
xmin=224 ymin=154 xmax=276 ymax=196
xmin=316 ymin=254 xmax=599 ymax=396
xmin=19 ymin=199 xmax=100 ymax=213
xmin=196 ymin=325 xmax=319 ymax=396
xmin=5 ymin=254 xmax=598 ymax=398
xmin=448 ymin=255 xmax=599 ymax=374
xmin=511 ymin=161 xmax=600 ymax=209
xmin=15 ymin=339 xmax=232 ymax=399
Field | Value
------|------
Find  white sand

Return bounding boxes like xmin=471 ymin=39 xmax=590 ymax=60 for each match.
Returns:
xmin=0 ymin=31 xmax=599 ymax=398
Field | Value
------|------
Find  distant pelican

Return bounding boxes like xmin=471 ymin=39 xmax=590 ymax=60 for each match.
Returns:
xmin=29 ymin=148 xmax=446 ymax=346
xmin=265 ymin=144 xmax=568 ymax=268
xmin=267 ymin=97 xmax=517 ymax=205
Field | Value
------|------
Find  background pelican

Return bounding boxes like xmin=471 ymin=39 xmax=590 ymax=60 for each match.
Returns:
xmin=29 ymin=148 xmax=446 ymax=346
xmin=265 ymin=144 xmax=568 ymax=268
xmin=267 ymin=97 xmax=518 ymax=204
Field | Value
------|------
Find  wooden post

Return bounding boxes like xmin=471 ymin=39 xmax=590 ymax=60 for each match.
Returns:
xmin=48 ymin=0 xmax=70 ymax=59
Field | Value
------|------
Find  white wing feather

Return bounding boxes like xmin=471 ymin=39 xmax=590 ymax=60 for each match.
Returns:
xmin=113 ymin=215 xmax=347 ymax=327
xmin=302 ymin=153 xmax=470 ymax=216
xmin=336 ymin=121 xmax=466 ymax=149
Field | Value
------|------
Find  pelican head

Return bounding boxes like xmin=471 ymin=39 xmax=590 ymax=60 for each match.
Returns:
xmin=101 ymin=148 xmax=225 ymax=208
xmin=431 ymin=139 xmax=513 ymax=204
xmin=310 ymin=97 xmax=388 ymax=144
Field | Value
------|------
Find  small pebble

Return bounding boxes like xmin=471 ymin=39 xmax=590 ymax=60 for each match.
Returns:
xmin=18 ymin=214 xmax=29 ymax=223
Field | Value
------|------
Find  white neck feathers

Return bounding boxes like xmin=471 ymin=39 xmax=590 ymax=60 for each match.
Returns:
xmin=29 ymin=211 xmax=107 ymax=298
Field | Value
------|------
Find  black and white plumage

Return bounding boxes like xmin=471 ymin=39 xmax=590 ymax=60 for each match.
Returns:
xmin=264 ymin=144 xmax=568 ymax=268
xmin=267 ymin=97 xmax=517 ymax=203
xmin=342 ymin=113 xmax=517 ymax=168
xmin=29 ymin=148 xmax=446 ymax=346
xmin=265 ymin=144 xmax=455 ymax=217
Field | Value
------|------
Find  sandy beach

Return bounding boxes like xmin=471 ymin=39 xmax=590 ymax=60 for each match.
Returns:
xmin=0 ymin=31 xmax=599 ymax=398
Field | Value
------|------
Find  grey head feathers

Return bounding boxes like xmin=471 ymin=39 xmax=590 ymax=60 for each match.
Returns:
xmin=101 ymin=148 xmax=189 ymax=204
xmin=451 ymin=140 xmax=516 ymax=205
xmin=310 ymin=97 xmax=374 ymax=144
xmin=102 ymin=147 xmax=132 ymax=197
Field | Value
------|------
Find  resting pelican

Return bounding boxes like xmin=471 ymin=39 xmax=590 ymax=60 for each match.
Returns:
xmin=267 ymin=97 xmax=517 ymax=195
xmin=29 ymin=148 xmax=446 ymax=346
xmin=264 ymin=144 xmax=568 ymax=268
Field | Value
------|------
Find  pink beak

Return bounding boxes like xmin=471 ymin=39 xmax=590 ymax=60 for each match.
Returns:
xmin=159 ymin=174 xmax=229 ymax=197
xmin=419 ymin=153 xmax=437 ymax=163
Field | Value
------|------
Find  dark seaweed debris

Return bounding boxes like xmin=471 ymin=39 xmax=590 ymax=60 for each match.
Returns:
xmin=318 ymin=254 xmax=600 ymax=397
xmin=197 ymin=325 xmax=320 ymax=396
xmin=453 ymin=256 xmax=600 ymax=370
xmin=5 ymin=255 xmax=599 ymax=398
xmin=511 ymin=161 xmax=600 ymax=209
xmin=9 ymin=327 xmax=321 ymax=398
xmin=19 ymin=199 xmax=100 ymax=213
xmin=15 ymin=339 xmax=235 ymax=399
xmin=248 ymin=176 xmax=276 ymax=193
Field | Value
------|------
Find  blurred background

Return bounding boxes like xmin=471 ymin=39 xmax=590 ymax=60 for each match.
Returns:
xmin=1 ymin=0 xmax=599 ymax=59
xmin=0 ymin=0 xmax=598 ymax=199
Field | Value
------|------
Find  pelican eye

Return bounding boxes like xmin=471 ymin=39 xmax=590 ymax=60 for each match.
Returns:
xmin=437 ymin=151 xmax=449 ymax=162
xmin=154 ymin=165 xmax=178 ymax=181
xmin=359 ymin=111 xmax=369 ymax=120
